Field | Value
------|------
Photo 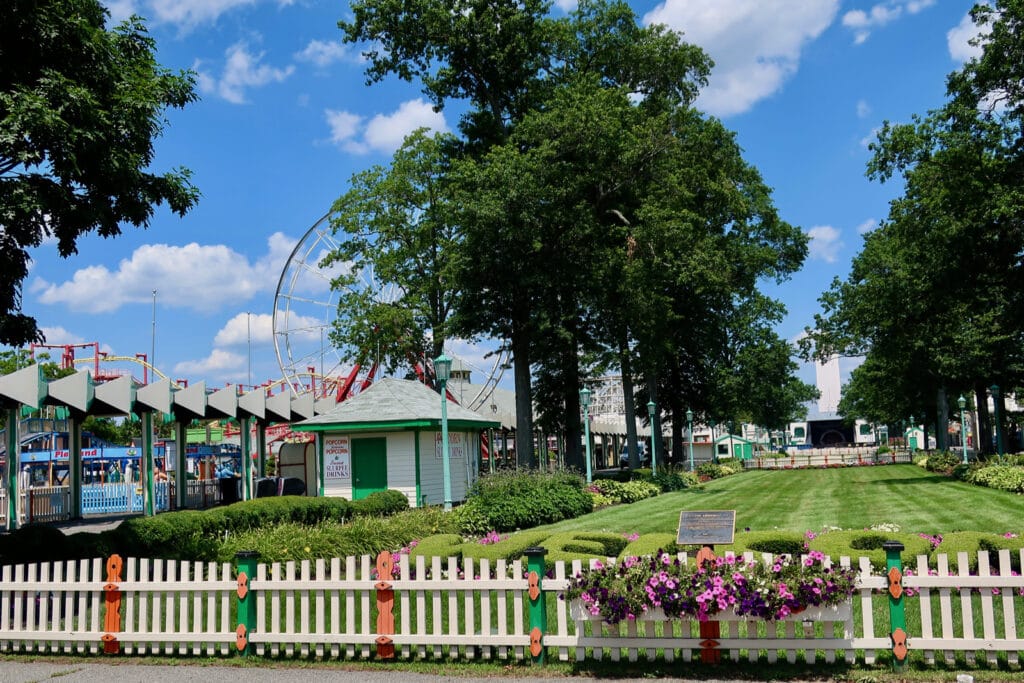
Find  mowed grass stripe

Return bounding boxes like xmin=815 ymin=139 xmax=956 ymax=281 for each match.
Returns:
xmin=534 ymin=465 xmax=1023 ymax=535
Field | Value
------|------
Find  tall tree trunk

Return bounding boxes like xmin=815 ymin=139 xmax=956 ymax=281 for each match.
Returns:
xmin=511 ymin=314 xmax=534 ymax=468
xmin=619 ymin=336 xmax=640 ymax=469
xmin=974 ymin=381 xmax=992 ymax=456
xmin=935 ymin=387 xmax=947 ymax=451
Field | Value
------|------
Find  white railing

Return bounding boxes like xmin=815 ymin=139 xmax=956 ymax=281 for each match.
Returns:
xmin=0 ymin=550 xmax=1022 ymax=665
xmin=745 ymin=451 xmax=912 ymax=469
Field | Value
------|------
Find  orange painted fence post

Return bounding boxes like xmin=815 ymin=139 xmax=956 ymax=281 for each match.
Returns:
xmin=102 ymin=554 xmax=123 ymax=654
xmin=375 ymin=550 xmax=395 ymax=659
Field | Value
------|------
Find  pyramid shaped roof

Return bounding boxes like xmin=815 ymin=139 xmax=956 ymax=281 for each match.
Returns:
xmin=292 ymin=377 xmax=500 ymax=432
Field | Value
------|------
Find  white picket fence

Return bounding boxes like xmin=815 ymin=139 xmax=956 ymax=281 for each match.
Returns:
xmin=1 ymin=550 xmax=1022 ymax=666
xmin=745 ymin=451 xmax=912 ymax=469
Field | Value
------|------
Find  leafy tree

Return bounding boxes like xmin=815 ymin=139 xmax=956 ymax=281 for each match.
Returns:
xmin=323 ymin=130 xmax=461 ymax=377
xmin=0 ymin=0 xmax=198 ymax=346
xmin=805 ymin=0 xmax=1024 ymax=452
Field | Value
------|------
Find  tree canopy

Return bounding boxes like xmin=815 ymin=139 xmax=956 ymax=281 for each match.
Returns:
xmin=805 ymin=0 xmax=1024 ymax=452
xmin=334 ymin=0 xmax=813 ymax=464
xmin=0 ymin=0 xmax=199 ymax=347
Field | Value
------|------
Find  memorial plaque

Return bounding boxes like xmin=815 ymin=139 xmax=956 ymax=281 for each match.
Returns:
xmin=676 ymin=510 xmax=736 ymax=546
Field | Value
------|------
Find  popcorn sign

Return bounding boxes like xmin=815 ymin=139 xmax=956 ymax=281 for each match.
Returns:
xmin=324 ymin=436 xmax=351 ymax=480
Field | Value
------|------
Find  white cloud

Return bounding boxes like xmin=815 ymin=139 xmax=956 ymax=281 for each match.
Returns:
xmin=173 ymin=349 xmax=245 ymax=377
xmin=326 ymin=99 xmax=449 ymax=154
xmin=31 ymin=232 xmax=297 ymax=314
xmin=842 ymin=0 xmax=936 ymax=44
xmin=948 ymin=11 xmax=986 ymax=63
xmin=860 ymin=125 xmax=882 ymax=148
xmin=39 ymin=326 xmax=86 ymax=346
xmin=104 ymin=1 xmax=139 ymax=24
xmin=214 ymin=312 xmax=274 ymax=346
xmin=856 ymin=99 xmax=871 ymax=118
xmin=856 ymin=218 xmax=878 ymax=235
xmin=807 ymin=225 xmax=843 ymax=263
xmin=553 ymin=0 xmax=577 ymax=12
xmin=196 ymin=41 xmax=294 ymax=104
xmin=295 ymin=39 xmax=355 ymax=68
xmin=643 ymin=1 xmax=839 ymax=117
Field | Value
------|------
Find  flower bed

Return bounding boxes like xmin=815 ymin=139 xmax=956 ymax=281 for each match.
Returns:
xmin=563 ymin=550 xmax=859 ymax=625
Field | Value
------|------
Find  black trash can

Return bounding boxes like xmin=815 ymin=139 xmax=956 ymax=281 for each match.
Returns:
xmin=219 ymin=477 xmax=240 ymax=504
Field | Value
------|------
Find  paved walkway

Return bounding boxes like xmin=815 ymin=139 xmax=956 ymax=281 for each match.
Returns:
xmin=0 ymin=662 xmax=766 ymax=683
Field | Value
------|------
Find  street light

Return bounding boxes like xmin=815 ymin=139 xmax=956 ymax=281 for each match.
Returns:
xmin=991 ymin=385 xmax=1004 ymax=458
xmin=646 ymin=400 xmax=657 ymax=474
xmin=908 ymin=414 xmax=915 ymax=455
xmin=580 ymin=387 xmax=593 ymax=484
xmin=435 ymin=354 xmax=453 ymax=511
xmin=709 ymin=420 xmax=717 ymax=463
xmin=958 ymin=395 xmax=968 ymax=465
xmin=686 ymin=408 xmax=695 ymax=472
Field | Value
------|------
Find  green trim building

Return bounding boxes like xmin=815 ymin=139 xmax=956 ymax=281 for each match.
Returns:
xmin=292 ymin=378 xmax=500 ymax=508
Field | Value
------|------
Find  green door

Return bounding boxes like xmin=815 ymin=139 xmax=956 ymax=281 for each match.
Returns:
xmin=352 ymin=437 xmax=387 ymax=500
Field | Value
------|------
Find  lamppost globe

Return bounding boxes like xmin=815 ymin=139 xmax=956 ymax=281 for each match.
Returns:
xmin=435 ymin=354 xmax=453 ymax=511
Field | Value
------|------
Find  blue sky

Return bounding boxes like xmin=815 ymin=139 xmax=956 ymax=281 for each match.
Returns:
xmin=17 ymin=0 xmax=983 ymax=394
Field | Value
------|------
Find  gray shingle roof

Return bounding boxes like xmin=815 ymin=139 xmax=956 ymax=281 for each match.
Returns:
xmin=293 ymin=377 xmax=499 ymax=429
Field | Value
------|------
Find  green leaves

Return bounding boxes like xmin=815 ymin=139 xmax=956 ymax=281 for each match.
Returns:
xmin=0 ymin=0 xmax=199 ymax=346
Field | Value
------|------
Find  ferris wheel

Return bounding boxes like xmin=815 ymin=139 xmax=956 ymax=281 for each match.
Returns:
xmin=272 ymin=212 xmax=510 ymax=409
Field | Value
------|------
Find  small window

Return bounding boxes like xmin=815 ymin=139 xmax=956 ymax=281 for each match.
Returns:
xmin=793 ymin=427 xmax=805 ymax=438
xmin=717 ymin=444 xmax=728 ymax=455
xmin=859 ymin=424 xmax=872 ymax=435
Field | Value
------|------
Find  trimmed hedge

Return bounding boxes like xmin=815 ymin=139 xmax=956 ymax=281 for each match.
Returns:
xmin=809 ymin=530 xmax=932 ymax=569
xmin=460 ymin=530 xmax=554 ymax=564
xmin=541 ymin=531 xmax=627 ymax=570
xmin=729 ymin=530 xmax=808 ymax=558
xmin=618 ymin=532 xmax=680 ymax=560
xmin=408 ymin=534 xmax=464 ymax=563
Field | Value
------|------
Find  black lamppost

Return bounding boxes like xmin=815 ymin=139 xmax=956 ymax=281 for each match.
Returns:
xmin=958 ymin=395 xmax=968 ymax=464
xmin=580 ymin=387 xmax=592 ymax=483
xmin=991 ymin=385 xmax=1004 ymax=457
xmin=647 ymin=400 xmax=657 ymax=473
xmin=686 ymin=408 xmax=695 ymax=472
xmin=435 ymin=354 xmax=453 ymax=511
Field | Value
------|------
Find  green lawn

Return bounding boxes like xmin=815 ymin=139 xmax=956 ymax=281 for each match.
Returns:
xmin=536 ymin=464 xmax=1024 ymax=535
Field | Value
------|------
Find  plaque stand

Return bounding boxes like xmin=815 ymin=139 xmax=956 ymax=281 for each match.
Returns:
xmin=697 ymin=544 xmax=721 ymax=664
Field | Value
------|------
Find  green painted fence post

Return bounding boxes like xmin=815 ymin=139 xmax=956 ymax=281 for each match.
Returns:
xmin=883 ymin=541 xmax=908 ymax=670
xmin=525 ymin=546 xmax=547 ymax=664
xmin=235 ymin=550 xmax=259 ymax=657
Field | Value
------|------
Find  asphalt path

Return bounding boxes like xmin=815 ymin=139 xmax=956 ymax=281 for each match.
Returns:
xmin=0 ymin=661 xmax=767 ymax=683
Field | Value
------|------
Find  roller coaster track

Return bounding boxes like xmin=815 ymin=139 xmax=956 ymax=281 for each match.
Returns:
xmin=73 ymin=355 xmax=183 ymax=389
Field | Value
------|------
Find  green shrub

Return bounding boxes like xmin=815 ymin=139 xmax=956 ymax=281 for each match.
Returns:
xmin=455 ymin=470 xmax=592 ymax=533
xmin=696 ymin=462 xmax=728 ymax=480
xmin=730 ymin=530 xmax=808 ymax=558
xmin=966 ymin=465 xmax=1024 ymax=493
xmin=930 ymin=531 xmax=995 ymax=573
xmin=461 ymin=530 xmax=553 ymax=564
xmin=645 ymin=465 xmax=700 ymax=492
xmin=618 ymin=533 xmax=680 ymax=560
xmin=978 ymin=534 xmax=1024 ymax=573
xmin=809 ymin=530 xmax=932 ymax=569
xmin=587 ymin=479 xmax=659 ymax=504
xmin=924 ymin=451 xmax=960 ymax=474
xmin=351 ymin=489 xmax=410 ymax=516
xmin=408 ymin=534 xmax=464 ymax=563
xmin=0 ymin=524 xmax=71 ymax=565
xmin=542 ymin=531 xmax=627 ymax=569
